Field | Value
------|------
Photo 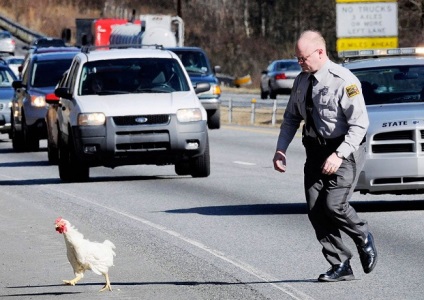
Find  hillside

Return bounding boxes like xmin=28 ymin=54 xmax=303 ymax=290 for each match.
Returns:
xmin=0 ymin=0 xmax=422 ymax=88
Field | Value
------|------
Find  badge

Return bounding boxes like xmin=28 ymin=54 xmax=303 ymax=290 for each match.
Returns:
xmin=346 ymin=84 xmax=360 ymax=98
xmin=320 ymin=86 xmax=329 ymax=95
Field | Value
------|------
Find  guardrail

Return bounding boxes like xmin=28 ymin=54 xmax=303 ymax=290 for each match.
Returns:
xmin=0 ymin=13 xmax=45 ymax=44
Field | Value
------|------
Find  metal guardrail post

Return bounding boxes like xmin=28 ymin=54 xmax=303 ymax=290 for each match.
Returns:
xmin=272 ymin=99 xmax=278 ymax=126
xmin=250 ymin=98 xmax=256 ymax=125
xmin=228 ymin=98 xmax=233 ymax=124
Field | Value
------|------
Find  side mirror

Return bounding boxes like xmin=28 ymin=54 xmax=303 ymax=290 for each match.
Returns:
xmin=55 ymin=87 xmax=71 ymax=99
xmin=261 ymin=70 xmax=268 ymax=74
xmin=12 ymin=80 xmax=22 ymax=90
xmin=194 ymin=82 xmax=210 ymax=94
xmin=214 ymin=65 xmax=221 ymax=73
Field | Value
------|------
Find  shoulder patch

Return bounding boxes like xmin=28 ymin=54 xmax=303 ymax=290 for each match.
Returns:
xmin=346 ymin=84 xmax=360 ymax=98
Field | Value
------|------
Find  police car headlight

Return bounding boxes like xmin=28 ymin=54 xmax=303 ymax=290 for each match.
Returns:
xmin=30 ymin=95 xmax=46 ymax=107
xmin=78 ymin=113 xmax=106 ymax=126
xmin=177 ymin=108 xmax=202 ymax=122
xmin=8 ymin=101 xmax=12 ymax=108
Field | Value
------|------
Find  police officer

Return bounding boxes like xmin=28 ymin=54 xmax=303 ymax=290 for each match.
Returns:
xmin=273 ymin=30 xmax=377 ymax=282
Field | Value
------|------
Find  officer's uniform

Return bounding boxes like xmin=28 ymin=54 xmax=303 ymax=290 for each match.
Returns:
xmin=276 ymin=59 xmax=370 ymax=266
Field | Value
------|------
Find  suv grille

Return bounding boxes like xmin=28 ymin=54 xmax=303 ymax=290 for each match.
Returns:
xmin=371 ymin=130 xmax=424 ymax=154
xmin=113 ymin=114 xmax=170 ymax=126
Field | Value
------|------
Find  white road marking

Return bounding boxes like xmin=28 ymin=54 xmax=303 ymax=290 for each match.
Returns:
xmin=0 ymin=172 xmax=315 ymax=300
xmin=51 ymin=188 xmax=315 ymax=300
xmin=233 ymin=161 xmax=256 ymax=166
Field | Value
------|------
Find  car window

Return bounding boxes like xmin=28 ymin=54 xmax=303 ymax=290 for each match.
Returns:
xmin=5 ymin=58 xmax=24 ymax=64
xmin=275 ymin=61 xmax=300 ymax=71
xmin=31 ymin=59 xmax=74 ymax=88
xmin=0 ymin=67 xmax=16 ymax=87
xmin=79 ymin=58 xmax=190 ymax=95
xmin=0 ymin=31 xmax=11 ymax=39
xmin=351 ymin=66 xmax=424 ymax=105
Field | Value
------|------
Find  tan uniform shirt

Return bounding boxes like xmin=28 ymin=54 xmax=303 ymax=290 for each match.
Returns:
xmin=276 ymin=60 xmax=369 ymax=158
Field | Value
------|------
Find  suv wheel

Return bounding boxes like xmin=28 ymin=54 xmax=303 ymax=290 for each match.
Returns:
xmin=22 ymin=116 xmax=39 ymax=151
xmin=260 ymin=87 xmax=268 ymax=99
xmin=207 ymin=109 xmax=220 ymax=130
xmin=11 ymin=116 xmax=25 ymax=152
xmin=47 ymin=141 xmax=59 ymax=164
xmin=175 ymin=161 xmax=191 ymax=176
xmin=58 ymin=132 xmax=89 ymax=182
xmin=189 ymin=136 xmax=210 ymax=178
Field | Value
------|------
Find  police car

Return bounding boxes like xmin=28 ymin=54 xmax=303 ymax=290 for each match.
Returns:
xmin=341 ymin=48 xmax=424 ymax=195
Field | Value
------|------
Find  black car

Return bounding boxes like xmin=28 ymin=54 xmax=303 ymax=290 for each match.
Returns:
xmin=10 ymin=49 xmax=79 ymax=151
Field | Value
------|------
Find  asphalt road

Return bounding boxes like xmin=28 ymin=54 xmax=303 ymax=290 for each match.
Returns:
xmin=0 ymin=127 xmax=423 ymax=299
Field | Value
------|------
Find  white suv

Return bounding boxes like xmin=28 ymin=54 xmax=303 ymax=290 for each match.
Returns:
xmin=341 ymin=48 xmax=424 ymax=195
xmin=54 ymin=46 xmax=211 ymax=182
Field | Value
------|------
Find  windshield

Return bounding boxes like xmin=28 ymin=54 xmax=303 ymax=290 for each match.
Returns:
xmin=352 ymin=66 xmax=424 ymax=105
xmin=79 ymin=58 xmax=190 ymax=95
xmin=173 ymin=51 xmax=210 ymax=74
xmin=31 ymin=59 xmax=73 ymax=88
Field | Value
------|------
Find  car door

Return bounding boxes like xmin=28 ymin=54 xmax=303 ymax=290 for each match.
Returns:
xmin=11 ymin=55 xmax=32 ymax=130
xmin=57 ymin=59 xmax=80 ymax=139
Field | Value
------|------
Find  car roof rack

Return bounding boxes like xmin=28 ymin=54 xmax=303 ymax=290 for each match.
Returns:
xmin=81 ymin=44 xmax=165 ymax=54
xmin=33 ymin=46 xmax=80 ymax=54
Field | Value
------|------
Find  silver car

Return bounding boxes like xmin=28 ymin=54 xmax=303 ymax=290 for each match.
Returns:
xmin=0 ymin=31 xmax=15 ymax=55
xmin=0 ymin=63 xmax=17 ymax=136
xmin=342 ymin=48 xmax=424 ymax=195
xmin=260 ymin=59 xmax=301 ymax=99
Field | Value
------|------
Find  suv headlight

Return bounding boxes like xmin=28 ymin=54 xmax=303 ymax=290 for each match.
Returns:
xmin=177 ymin=108 xmax=202 ymax=122
xmin=30 ymin=95 xmax=46 ymax=107
xmin=78 ymin=113 xmax=106 ymax=126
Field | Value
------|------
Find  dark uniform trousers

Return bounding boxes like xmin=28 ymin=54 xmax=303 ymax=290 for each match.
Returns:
xmin=303 ymin=136 xmax=369 ymax=266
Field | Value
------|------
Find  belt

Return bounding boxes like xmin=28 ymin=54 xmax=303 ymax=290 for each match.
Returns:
xmin=303 ymin=134 xmax=366 ymax=147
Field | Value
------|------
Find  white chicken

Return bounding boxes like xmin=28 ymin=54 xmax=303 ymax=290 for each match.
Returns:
xmin=54 ymin=217 xmax=116 ymax=292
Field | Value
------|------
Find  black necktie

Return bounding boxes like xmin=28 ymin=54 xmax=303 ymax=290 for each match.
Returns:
xmin=305 ymin=74 xmax=326 ymax=145
xmin=305 ymin=75 xmax=315 ymax=135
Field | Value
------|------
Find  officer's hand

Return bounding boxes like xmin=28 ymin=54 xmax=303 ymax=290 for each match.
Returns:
xmin=322 ymin=152 xmax=343 ymax=175
xmin=273 ymin=151 xmax=287 ymax=173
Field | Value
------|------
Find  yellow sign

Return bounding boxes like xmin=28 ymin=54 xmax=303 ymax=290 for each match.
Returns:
xmin=337 ymin=37 xmax=398 ymax=52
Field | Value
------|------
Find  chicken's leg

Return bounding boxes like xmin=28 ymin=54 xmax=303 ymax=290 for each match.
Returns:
xmin=99 ymin=273 xmax=112 ymax=292
xmin=63 ymin=274 xmax=83 ymax=286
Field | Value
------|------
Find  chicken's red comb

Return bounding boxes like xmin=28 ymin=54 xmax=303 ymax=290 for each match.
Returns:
xmin=55 ymin=217 xmax=63 ymax=224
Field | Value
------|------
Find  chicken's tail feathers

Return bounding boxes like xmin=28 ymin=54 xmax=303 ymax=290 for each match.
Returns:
xmin=103 ymin=240 xmax=116 ymax=254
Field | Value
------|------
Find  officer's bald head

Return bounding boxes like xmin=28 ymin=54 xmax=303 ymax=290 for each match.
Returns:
xmin=295 ymin=30 xmax=328 ymax=72
xmin=298 ymin=31 xmax=326 ymax=51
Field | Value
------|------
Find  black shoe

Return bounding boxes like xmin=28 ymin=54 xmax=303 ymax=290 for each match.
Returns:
xmin=357 ymin=232 xmax=378 ymax=274
xmin=318 ymin=260 xmax=355 ymax=282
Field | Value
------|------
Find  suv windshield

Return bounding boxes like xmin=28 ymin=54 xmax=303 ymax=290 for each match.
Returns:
xmin=31 ymin=59 xmax=74 ymax=87
xmin=352 ymin=65 xmax=424 ymax=105
xmin=79 ymin=58 xmax=190 ymax=95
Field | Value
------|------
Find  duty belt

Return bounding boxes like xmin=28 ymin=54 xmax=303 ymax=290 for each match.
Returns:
xmin=303 ymin=133 xmax=366 ymax=147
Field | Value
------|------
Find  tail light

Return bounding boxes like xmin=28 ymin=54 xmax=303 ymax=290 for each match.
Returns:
xmin=275 ymin=73 xmax=287 ymax=80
